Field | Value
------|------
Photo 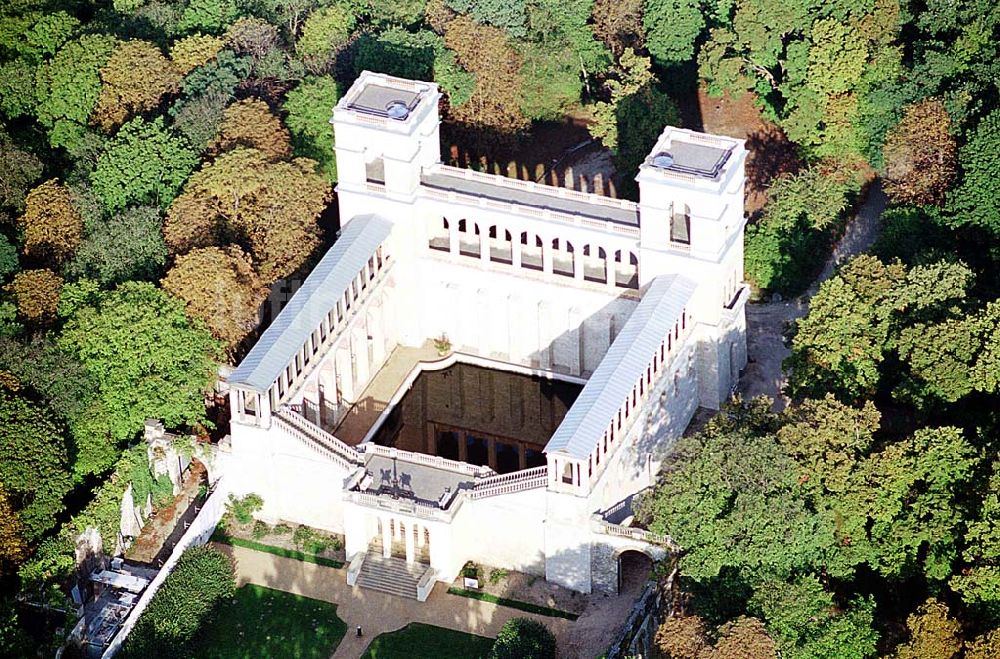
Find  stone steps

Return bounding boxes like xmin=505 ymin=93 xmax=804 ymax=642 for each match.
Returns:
xmin=356 ymin=551 xmax=425 ymax=600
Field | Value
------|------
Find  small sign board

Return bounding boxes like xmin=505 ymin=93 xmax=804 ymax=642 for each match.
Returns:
xmin=463 ymin=577 xmax=480 ymax=590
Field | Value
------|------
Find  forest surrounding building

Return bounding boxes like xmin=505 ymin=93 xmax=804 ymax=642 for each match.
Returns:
xmin=0 ymin=0 xmax=998 ymax=655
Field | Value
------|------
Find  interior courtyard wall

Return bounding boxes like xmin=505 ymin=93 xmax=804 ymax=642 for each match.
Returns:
xmin=408 ymin=257 xmax=638 ymax=376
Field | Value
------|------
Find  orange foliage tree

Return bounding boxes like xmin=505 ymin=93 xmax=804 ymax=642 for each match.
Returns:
xmin=0 ymin=482 xmax=28 ymax=576
xmin=92 ymin=40 xmax=182 ymax=132
xmin=208 ymin=98 xmax=292 ymax=161
xmin=882 ymin=99 xmax=957 ymax=206
xmin=18 ymin=179 xmax=83 ymax=265
xmin=5 ymin=269 xmax=63 ymax=323
xmin=161 ymin=246 xmax=269 ymax=354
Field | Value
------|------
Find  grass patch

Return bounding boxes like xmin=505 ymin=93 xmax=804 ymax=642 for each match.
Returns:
xmin=360 ymin=622 xmax=495 ymax=659
xmin=447 ymin=587 xmax=580 ymax=620
xmin=212 ymin=530 xmax=344 ymax=568
xmin=195 ymin=584 xmax=347 ymax=658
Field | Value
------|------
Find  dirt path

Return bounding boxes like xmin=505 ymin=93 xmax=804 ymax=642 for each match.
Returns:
xmin=221 ymin=543 xmax=642 ymax=658
xmin=738 ymin=181 xmax=887 ymax=410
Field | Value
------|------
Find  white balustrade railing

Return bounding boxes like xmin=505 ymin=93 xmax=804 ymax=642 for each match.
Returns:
xmin=347 ymin=490 xmax=462 ymax=521
xmin=358 ymin=442 xmax=493 ymax=478
xmin=433 ymin=164 xmax=638 ymax=212
xmin=419 ymin=178 xmax=641 ymax=239
xmin=594 ymin=518 xmax=677 ymax=550
xmin=274 ymin=409 xmax=363 ymax=469
xmin=470 ymin=466 xmax=547 ymax=499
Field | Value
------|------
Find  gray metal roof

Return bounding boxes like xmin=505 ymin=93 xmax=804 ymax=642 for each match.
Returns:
xmin=347 ymin=84 xmax=423 ymax=120
xmin=544 ymin=275 xmax=697 ymax=459
xmin=648 ymin=141 xmax=733 ymax=179
xmin=420 ymin=171 xmax=640 ymax=226
xmin=230 ymin=215 xmax=394 ymax=392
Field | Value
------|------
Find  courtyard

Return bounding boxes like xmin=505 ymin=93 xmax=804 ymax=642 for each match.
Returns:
xmin=214 ymin=541 xmax=647 ymax=658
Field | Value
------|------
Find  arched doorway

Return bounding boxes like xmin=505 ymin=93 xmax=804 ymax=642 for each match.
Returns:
xmin=616 ymin=548 xmax=654 ymax=595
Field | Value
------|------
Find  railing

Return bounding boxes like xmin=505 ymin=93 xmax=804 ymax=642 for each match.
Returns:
xmin=593 ymin=517 xmax=678 ymax=551
xmin=420 ymin=185 xmax=641 ymax=238
xmin=433 ymin=164 xmax=638 ymax=211
xmin=274 ymin=408 xmax=363 ymax=469
xmin=347 ymin=491 xmax=462 ymax=522
xmin=416 ymin=565 xmax=436 ymax=602
xmin=470 ymin=466 xmax=548 ymax=499
xmin=358 ymin=442 xmax=493 ymax=478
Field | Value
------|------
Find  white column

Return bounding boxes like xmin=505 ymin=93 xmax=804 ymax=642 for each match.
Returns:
xmin=417 ymin=524 xmax=427 ymax=547
xmin=512 ymin=238 xmax=522 ymax=269
xmin=405 ymin=522 xmax=416 ymax=564
xmin=543 ymin=243 xmax=553 ymax=275
xmin=574 ymin=252 xmax=584 ymax=281
xmin=480 ymin=232 xmax=490 ymax=266
xmin=448 ymin=221 xmax=459 ymax=256
xmin=381 ymin=516 xmax=392 ymax=558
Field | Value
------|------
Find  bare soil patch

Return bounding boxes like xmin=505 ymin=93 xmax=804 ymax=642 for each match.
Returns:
xmin=693 ymin=87 xmax=803 ymax=214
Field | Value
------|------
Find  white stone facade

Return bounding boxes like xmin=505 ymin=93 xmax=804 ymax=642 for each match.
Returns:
xmin=221 ymin=71 xmax=749 ymax=596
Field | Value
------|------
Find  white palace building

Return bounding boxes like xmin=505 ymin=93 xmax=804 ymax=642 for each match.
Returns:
xmin=222 ymin=71 xmax=749 ymax=599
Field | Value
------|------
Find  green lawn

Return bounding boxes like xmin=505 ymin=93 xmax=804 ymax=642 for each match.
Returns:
xmin=360 ymin=622 xmax=495 ymax=659
xmin=195 ymin=584 xmax=347 ymax=658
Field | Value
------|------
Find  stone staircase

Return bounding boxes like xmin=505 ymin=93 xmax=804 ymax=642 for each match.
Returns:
xmin=355 ymin=551 xmax=426 ymax=599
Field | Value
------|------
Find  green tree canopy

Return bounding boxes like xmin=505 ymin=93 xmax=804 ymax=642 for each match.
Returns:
xmin=57 ymin=281 xmax=219 ymax=441
xmin=0 ymin=381 xmax=73 ymax=540
xmin=91 ymin=117 xmax=199 ymax=213
xmin=283 ymin=75 xmax=340 ymax=182
xmin=67 ymin=205 xmax=168 ymax=285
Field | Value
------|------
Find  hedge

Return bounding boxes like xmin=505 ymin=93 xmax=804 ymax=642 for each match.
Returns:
xmin=120 ymin=545 xmax=236 ymax=659
xmin=211 ymin=530 xmax=344 ymax=568
xmin=446 ymin=587 xmax=579 ymax=620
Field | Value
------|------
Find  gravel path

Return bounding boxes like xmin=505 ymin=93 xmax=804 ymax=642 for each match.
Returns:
xmin=738 ymin=181 xmax=887 ymax=409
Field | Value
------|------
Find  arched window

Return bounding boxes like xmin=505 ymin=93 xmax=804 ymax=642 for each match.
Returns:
xmin=489 ymin=226 xmax=513 ymax=263
xmin=582 ymin=244 xmax=608 ymax=283
xmin=520 ymin=232 xmax=543 ymax=271
xmin=429 ymin=217 xmax=450 ymax=252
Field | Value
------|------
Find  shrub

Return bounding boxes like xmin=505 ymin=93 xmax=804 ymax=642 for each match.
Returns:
xmin=292 ymin=525 xmax=333 ymax=555
xmin=120 ymin=545 xmax=236 ymax=659
xmin=273 ymin=523 xmax=293 ymax=535
xmin=488 ymin=567 xmax=509 ymax=584
xmin=488 ymin=618 xmax=556 ymax=659
xmin=227 ymin=492 xmax=263 ymax=526
xmin=252 ymin=520 xmax=268 ymax=539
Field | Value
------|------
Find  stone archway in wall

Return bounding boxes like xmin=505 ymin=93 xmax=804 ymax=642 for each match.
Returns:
xmin=614 ymin=547 xmax=656 ymax=596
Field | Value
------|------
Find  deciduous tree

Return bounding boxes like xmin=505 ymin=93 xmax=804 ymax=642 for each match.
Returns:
xmin=0 ymin=60 xmax=38 ymax=119
xmin=161 ymin=246 xmax=268 ymax=353
xmin=0 ymin=484 xmax=27 ymax=576
xmin=164 ymin=148 xmax=330 ymax=283
xmin=591 ymin=0 xmax=644 ymax=56
xmin=892 ymin=599 xmax=962 ymax=659
xmin=946 ymin=109 xmax=1000 ymax=234
xmin=882 ymin=99 xmax=957 ymax=206
xmin=58 ymin=282 xmax=219 ymax=441
xmin=91 ymin=117 xmax=199 ymax=213
xmin=0 ymin=381 xmax=72 ymax=540
xmin=208 ymin=98 xmax=291 ymax=160
xmin=5 ymin=269 xmax=62 ymax=323
xmin=92 ymin=40 xmax=182 ymax=131
xmin=0 ymin=133 xmax=43 ymax=220
xmin=296 ymin=5 xmax=356 ymax=71
xmin=17 ymin=180 xmax=83 ymax=265
xmin=169 ymin=33 xmax=225 ymax=74
xmin=67 ymin=206 xmax=168 ymax=285
xmin=643 ymin=0 xmax=704 ymax=66
xmin=444 ymin=17 xmax=528 ymax=137
xmin=284 ymin=75 xmax=340 ymax=181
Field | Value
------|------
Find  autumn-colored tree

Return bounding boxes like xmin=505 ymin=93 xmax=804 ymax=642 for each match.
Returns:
xmin=444 ymin=17 xmax=527 ymax=137
xmin=169 ymin=34 xmax=225 ymax=74
xmin=655 ymin=615 xmax=707 ymax=658
xmin=882 ymin=99 xmax=957 ymax=206
xmin=710 ymin=617 xmax=778 ymax=659
xmin=0 ymin=483 xmax=28 ymax=576
xmin=92 ymin=40 xmax=183 ymax=132
xmin=161 ymin=246 xmax=268 ymax=354
xmin=591 ymin=0 xmax=644 ymax=56
xmin=225 ymin=17 xmax=280 ymax=62
xmin=892 ymin=599 xmax=962 ymax=659
xmin=208 ymin=98 xmax=291 ymax=160
xmin=164 ymin=148 xmax=329 ymax=283
xmin=6 ymin=269 xmax=63 ymax=323
xmin=17 ymin=179 xmax=83 ymax=265
xmin=965 ymin=629 xmax=1000 ymax=659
